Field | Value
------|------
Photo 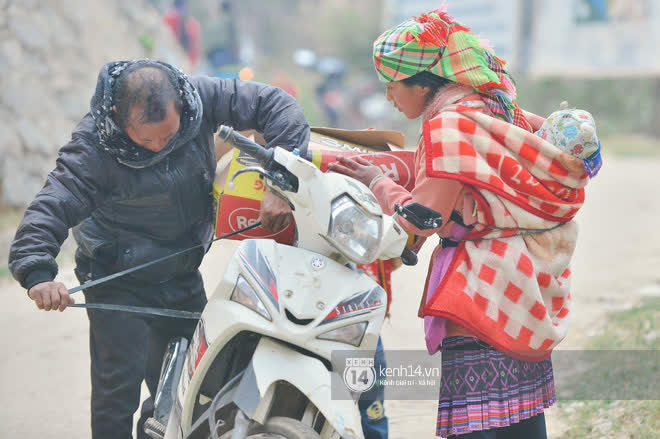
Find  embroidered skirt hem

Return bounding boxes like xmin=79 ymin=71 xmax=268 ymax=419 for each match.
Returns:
xmin=436 ymin=336 xmax=555 ymax=437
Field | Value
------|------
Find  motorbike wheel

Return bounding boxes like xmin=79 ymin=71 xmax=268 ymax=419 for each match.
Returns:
xmin=219 ymin=416 xmax=321 ymax=439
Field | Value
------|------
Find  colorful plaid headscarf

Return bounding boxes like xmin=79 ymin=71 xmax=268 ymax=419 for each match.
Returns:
xmin=373 ymin=5 xmax=531 ymax=131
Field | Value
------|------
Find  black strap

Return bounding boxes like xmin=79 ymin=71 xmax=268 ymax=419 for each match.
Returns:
xmin=65 ymin=222 xmax=263 ymax=319
xmin=440 ymin=238 xmax=460 ymax=248
xmin=449 ymin=210 xmax=467 ymax=227
xmin=441 ymin=210 xmax=468 ymax=247
xmin=68 ymin=222 xmax=262 ymax=295
xmin=442 ymin=210 xmax=567 ymax=245
xmin=444 ymin=221 xmax=566 ymax=245
xmin=69 ymin=303 xmax=202 ymax=319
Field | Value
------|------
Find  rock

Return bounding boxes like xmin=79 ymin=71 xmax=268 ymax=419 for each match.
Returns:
xmin=1 ymin=159 xmax=45 ymax=206
xmin=0 ymin=27 xmax=8 ymax=46
xmin=9 ymin=17 xmax=50 ymax=52
xmin=0 ymin=87 xmax=32 ymax=115
xmin=117 ymin=0 xmax=144 ymax=22
xmin=52 ymin=118 xmax=76 ymax=147
xmin=42 ymin=7 xmax=78 ymax=49
xmin=57 ymin=92 xmax=89 ymax=121
xmin=11 ymin=149 xmax=53 ymax=178
xmin=0 ymin=0 xmax=190 ymax=206
xmin=2 ymin=77 xmax=58 ymax=115
xmin=16 ymin=119 xmax=54 ymax=156
xmin=22 ymin=51 xmax=50 ymax=77
xmin=0 ymin=49 xmax=9 ymax=78
xmin=0 ymin=39 xmax=23 ymax=72
xmin=50 ymin=74 xmax=76 ymax=93
xmin=0 ymin=119 xmax=23 ymax=157
xmin=12 ymin=0 xmax=41 ymax=9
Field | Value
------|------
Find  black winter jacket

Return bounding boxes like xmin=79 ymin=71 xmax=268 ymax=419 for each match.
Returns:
xmin=9 ymin=75 xmax=310 ymax=290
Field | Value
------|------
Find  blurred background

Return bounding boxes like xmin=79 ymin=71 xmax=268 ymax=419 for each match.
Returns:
xmin=1 ymin=0 xmax=659 ymax=208
xmin=1 ymin=0 xmax=659 ymax=207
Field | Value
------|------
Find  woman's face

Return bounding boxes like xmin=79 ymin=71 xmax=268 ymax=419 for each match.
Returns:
xmin=385 ymin=81 xmax=431 ymax=119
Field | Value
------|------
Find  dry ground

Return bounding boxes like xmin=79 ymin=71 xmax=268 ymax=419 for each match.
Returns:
xmin=1 ymin=154 xmax=658 ymax=438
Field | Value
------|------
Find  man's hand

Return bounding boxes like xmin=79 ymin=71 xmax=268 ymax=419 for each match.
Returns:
xmin=28 ymin=281 xmax=75 ymax=312
xmin=328 ymin=156 xmax=384 ymax=187
xmin=259 ymin=190 xmax=293 ymax=231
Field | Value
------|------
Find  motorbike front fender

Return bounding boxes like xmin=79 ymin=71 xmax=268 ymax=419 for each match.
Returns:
xmin=237 ymin=337 xmax=364 ymax=439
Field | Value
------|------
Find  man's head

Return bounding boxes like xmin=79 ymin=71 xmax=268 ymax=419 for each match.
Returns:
xmin=113 ymin=64 xmax=182 ymax=152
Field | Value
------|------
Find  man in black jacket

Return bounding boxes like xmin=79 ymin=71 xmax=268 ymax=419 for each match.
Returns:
xmin=8 ymin=59 xmax=309 ymax=438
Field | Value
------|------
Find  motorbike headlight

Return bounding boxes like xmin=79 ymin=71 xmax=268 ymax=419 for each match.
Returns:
xmin=328 ymin=195 xmax=382 ymax=264
xmin=318 ymin=321 xmax=368 ymax=347
xmin=231 ymin=275 xmax=272 ymax=321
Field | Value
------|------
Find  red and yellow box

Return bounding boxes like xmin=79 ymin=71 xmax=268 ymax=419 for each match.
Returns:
xmin=212 ymin=127 xmax=413 ymax=305
xmin=213 ymin=127 xmax=413 ymax=244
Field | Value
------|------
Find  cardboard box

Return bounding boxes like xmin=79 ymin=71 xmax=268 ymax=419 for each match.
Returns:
xmin=212 ymin=128 xmax=411 ymax=303
xmin=213 ymin=128 xmax=414 ymax=243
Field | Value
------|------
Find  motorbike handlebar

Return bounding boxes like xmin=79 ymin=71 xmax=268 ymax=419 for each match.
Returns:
xmin=219 ymin=125 xmax=417 ymax=265
xmin=218 ymin=126 xmax=273 ymax=166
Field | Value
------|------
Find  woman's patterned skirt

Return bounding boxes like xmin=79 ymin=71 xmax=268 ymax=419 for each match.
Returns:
xmin=436 ymin=336 xmax=555 ymax=437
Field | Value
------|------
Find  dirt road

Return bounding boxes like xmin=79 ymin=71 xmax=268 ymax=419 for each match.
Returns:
xmin=1 ymin=154 xmax=658 ymax=438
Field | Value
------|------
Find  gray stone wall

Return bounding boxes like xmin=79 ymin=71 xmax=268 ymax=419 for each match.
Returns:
xmin=0 ymin=0 xmax=191 ymax=206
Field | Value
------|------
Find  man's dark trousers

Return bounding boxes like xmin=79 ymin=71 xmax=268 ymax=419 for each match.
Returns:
xmin=76 ymin=257 xmax=207 ymax=439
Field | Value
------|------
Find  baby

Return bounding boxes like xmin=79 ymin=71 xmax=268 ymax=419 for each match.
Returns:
xmin=536 ymin=102 xmax=602 ymax=177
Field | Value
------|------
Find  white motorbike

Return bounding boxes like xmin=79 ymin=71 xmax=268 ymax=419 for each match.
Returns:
xmin=145 ymin=127 xmax=415 ymax=439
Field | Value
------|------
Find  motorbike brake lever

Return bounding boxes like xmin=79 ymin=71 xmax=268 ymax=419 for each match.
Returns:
xmin=227 ymin=166 xmax=298 ymax=194
xmin=266 ymin=167 xmax=298 ymax=192
xmin=227 ymin=166 xmax=267 ymax=191
xmin=394 ymin=202 xmax=443 ymax=230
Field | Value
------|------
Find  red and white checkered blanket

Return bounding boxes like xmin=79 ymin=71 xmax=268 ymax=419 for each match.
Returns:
xmin=422 ymin=102 xmax=589 ymax=361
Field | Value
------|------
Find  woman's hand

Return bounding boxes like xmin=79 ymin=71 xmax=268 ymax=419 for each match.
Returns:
xmin=327 ymin=156 xmax=384 ymax=187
